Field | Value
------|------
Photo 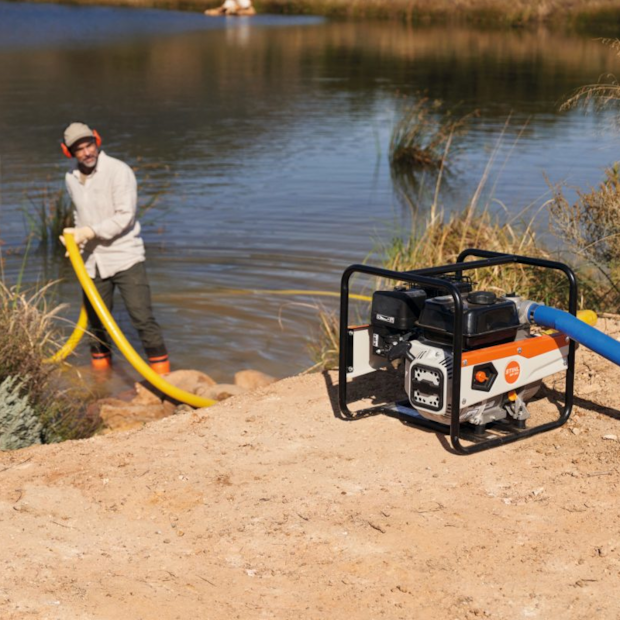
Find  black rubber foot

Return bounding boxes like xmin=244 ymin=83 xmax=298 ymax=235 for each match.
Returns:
xmin=512 ymin=419 xmax=527 ymax=429
xmin=471 ymin=424 xmax=486 ymax=436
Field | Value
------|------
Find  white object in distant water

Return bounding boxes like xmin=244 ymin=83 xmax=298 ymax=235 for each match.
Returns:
xmin=223 ymin=0 xmax=252 ymax=8
xmin=205 ymin=0 xmax=255 ymax=15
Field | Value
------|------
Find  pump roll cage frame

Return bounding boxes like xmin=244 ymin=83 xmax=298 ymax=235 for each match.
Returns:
xmin=338 ymin=249 xmax=578 ymax=455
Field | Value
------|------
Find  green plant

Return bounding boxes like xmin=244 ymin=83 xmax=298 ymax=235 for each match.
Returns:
xmin=389 ymin=96 xmax=473 ymax=173
xmin=24 ymin=187 xmax=73 ymax=255
xmin=389 ymin=97 xmax=476 ymax=213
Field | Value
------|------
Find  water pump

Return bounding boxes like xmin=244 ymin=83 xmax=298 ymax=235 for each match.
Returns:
xmin=339 ymin=249 xmax=587 ymax=454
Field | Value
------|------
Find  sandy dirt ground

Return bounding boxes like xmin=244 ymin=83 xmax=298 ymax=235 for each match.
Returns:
xmin=2 ymin=318 xmax=620 ymax=619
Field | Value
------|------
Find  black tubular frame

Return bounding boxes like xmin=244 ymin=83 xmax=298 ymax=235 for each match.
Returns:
xmin=338 ymin=249 xmax=577 ymax=455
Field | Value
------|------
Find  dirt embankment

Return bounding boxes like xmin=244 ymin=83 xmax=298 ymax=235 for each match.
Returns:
xmin=2 ymin=318 xmax=620 ymax=619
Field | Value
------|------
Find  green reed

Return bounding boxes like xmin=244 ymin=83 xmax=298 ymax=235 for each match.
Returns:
xmin=24 ymin=187 xmax=73 ymax=256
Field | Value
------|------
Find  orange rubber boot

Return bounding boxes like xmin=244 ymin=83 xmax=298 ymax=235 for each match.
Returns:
xmin=91 ymin=352 xmax=112 ymax=371
xmin=149 ymin=354 xmax=170 ymax=375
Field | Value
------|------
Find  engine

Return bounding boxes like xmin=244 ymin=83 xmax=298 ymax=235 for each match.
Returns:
xmin=348 ymin=279 xmax=570 ymax=429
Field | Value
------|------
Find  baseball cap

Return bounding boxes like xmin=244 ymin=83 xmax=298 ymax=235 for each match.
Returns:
xmin=63 ymin=122 xmax=95 ymax=149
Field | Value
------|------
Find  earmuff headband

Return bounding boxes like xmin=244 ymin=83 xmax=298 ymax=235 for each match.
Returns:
xmin=60 ymin=129 xmax=102 ymax=159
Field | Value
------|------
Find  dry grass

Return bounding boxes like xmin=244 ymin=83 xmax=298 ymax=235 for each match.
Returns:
xmin=389 ymin=97 xmax=474 ymax=173
xmin=550 ymin=165 xmax=620 ymax=312
xmin=553 ymin=38 xmax=620 ymax=312
xmin=562 ymin=38 xmax=620 ymax=122
xmin=0 ymin=282 xmax=99 ymax=443
xmin=389 ymin=97 xmax=476 ymax=212
xmin=385 ymin=114 xmax=582 ymax=310
xmin=306 ymin=303 xmax=340 ymax=372
xmin=383 ymin=200 xmax=600 ymax=310
xmin=0 ymin=283 xmax=63 ymax=401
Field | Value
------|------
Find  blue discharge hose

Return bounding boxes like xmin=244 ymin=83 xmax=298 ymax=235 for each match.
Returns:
xmin=532 ymin=304 xmax=620 ymax=366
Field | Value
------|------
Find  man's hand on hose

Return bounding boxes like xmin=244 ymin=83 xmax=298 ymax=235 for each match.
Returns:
xmin=60 ymin=226 xmax=96 ymax=256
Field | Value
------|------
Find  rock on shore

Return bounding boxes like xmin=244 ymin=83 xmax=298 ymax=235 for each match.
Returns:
xmin=93 ymin=368 xmax=276 ymax=432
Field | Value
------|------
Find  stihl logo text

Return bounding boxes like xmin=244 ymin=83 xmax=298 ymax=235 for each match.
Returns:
xmin=504 ymin=361 xmax=520 ymax=384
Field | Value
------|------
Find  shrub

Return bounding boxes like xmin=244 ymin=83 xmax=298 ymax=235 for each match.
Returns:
xmin=0 ymin=281 xmax=97 ymax=448
xmin=549 ymin=165 xmax=620 ymax=312
xmin=0 ymin=377 xmax=43 ymax=451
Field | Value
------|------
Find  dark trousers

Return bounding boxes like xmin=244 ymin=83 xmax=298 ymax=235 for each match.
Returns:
xmin=83 ymin=261 xmax=167 ymax=358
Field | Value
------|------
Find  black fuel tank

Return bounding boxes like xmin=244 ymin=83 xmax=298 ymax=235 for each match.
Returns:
xmin=417 ymin=291 xmax=520 ymax=349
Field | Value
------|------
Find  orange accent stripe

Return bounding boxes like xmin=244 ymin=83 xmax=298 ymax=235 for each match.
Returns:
xmin=462 ymin=333 xmax=569 ymax=367
xmin=148 ymin=355 xmax=169 ymax=362
xmin=348 ymin=324 xmax=371 ymax=331
xmin=149 ymin=360 xmax=171 ymax=375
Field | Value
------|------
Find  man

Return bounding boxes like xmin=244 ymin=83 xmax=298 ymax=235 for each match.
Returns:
xmin=60 ymin=122 xmax=170 ymax=374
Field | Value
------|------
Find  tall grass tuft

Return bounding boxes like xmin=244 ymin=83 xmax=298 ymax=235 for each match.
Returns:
xmin=382 ymin=203 xmax=581 ymax=309
xmin=557 ymin=39 xmax=620 ymax=311
xmin=0 ymin=282 xmax=98 ymax=447
xmin=389 ymin=96 xmax=473 ymax=173
xmin=389 ymin=97 xmax=476 ymax=213
xmin=550 ymin=164 xmax=620 ymax=312
xmin=306 ymin=304 xmax=340 ymax=372
xmin=25 ymin=187 xmax=73 ymax=255
xmin=561 ymin=39 xmax=620 ymax=119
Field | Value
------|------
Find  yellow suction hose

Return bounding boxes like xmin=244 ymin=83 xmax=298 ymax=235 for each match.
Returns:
xmin=63 ymin=233 xmax=217 ymax=409
xmin=215 ymin=289 xmax=371 ymax=302
xmin=577 ymin=309 xmax=597 ymax=326
xmin=48 ymin=304 xmax=88 ymax=363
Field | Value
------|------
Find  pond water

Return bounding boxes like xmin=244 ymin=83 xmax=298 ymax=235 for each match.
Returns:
xmin=1 ymin=1 xmax=619 ymax=386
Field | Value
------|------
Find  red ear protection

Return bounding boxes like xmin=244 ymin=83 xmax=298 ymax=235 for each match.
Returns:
xmin=60 ymin=129 xmax=102 ymax=158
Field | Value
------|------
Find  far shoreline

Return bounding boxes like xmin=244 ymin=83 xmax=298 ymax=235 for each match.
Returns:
xmin=10 ymin=0 xmax=620 ymax=31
